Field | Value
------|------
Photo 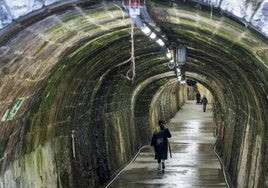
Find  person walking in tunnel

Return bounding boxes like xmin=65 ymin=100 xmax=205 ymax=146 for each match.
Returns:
xmin=151 ymin=120 xmax=172 ymax=171
xmin=196 ymin=91 xmax=201 ymax=104
xmin=201 ymin=96 xmax=208 ymax=112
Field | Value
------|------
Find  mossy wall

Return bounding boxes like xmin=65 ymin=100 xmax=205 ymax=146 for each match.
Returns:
xmin=0 ymin=31 xmax=187 ymax=187
xmin=213 ymin=70 xmax=267 ymax=187
xmin=0 ymin=1 xmax=267 ymax=188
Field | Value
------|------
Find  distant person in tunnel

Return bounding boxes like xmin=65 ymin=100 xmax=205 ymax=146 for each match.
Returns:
xmin=151 ymin=120 xmax=172 ymax=171
xmin=196 ymin=91 xmax=201 ymax=104
xmin=201 ymin=96 xmax=208 ymax=112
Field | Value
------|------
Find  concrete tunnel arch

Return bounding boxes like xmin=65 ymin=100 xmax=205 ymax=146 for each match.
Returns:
xmin=0 ymin=0 xmax=267 ymax=187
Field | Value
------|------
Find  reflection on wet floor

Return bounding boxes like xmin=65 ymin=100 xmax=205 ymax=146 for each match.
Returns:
xmin=107 ymin=100 xmax=227 ymax=188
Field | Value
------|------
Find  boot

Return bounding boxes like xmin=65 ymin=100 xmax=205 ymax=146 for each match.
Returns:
xmin=162 ymin=162 xmax=165 ymax=169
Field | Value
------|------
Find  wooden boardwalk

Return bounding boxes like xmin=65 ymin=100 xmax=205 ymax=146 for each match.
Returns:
xmin=106 ymin=100 xmax=227 ymax=188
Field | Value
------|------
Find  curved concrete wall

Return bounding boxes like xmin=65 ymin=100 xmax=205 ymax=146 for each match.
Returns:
xmin=0 ymin=0 xmax=267 ymax=187
xmin=0 ymin=0 xmax=268 ymax=38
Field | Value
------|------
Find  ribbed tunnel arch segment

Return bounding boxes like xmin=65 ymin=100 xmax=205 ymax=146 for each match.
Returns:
xmin=0 ymin=0 xmax=267 ymax=187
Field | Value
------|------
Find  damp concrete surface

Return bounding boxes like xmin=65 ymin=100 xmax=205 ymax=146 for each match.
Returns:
xmin=107 ymin=100 xmax=227 ymax=188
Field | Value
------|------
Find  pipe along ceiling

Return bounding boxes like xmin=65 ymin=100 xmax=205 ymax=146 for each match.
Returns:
xmin=0 ymin=0 xmax=267 ymax=187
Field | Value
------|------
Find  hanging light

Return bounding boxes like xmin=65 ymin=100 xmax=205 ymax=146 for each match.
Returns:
xmin=168 ymin=59 xmax=175 ymax=69
xmin=176 ymin=67 xmax=181 ymax=74
xmin=156 ymin=39 xmax=165 ymax=46
xmin=180 ymin=80 xmax=186 ymax=85
xmin=166 ymin=49 xmax=172 ymax=59
xmin=160 ymin=47 xmax=172 ymax=61
xmin=166 ymin=52 xmax=172 ymax=59
xmin=176 ymin=67 xmax=181 ymax=81
xmin=149 ymin=32 xmax=156 ymax=39
xmin=141 ymin=26 xmax=151 ymax=35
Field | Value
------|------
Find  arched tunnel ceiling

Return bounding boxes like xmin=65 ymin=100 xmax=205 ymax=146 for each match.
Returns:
xmin=0 ymin=0 xmax=267 ymax=121
xmin=1 ymin=0 xmax=268 ymax=38
xmin=0 ymin=2 xmax=268 ymax=187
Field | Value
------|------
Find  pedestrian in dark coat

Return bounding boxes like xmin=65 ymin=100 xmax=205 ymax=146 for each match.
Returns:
xmin=151 ymin=120 xmax=172 ymax=170
xmin=201 ymin=96 xmax=208 ymax=112
xmin=196 ymin=91 xmax=201 ymax=104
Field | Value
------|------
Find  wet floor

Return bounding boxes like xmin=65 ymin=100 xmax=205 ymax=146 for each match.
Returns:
xmin=106 ymin=100 xmax=227 ymax=188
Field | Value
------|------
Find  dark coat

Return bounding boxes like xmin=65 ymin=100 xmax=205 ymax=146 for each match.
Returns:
xmin=196 ymin=92 xmax=201 ymax=100
xmin=151 ymin=128 xmax=171 ymax=160
xmin=201 ymin=97 xmax=208 ymax=105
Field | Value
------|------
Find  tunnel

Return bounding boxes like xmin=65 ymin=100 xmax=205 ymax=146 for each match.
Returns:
xmin=0 ymin=0 xmax=267 ymax=187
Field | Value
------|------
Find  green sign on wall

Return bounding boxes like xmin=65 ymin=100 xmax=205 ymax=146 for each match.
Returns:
xmin=1 ymin=98 xmax=25 ymax=122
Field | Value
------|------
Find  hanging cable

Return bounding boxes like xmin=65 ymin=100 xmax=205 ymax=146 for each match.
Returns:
xmin=210 ymin=1 xmax=213 ymax=19
xmin=126 ymin=18 xmax=136 ymax=82
xmin=114 ymin=1 xmax=125 ymax=21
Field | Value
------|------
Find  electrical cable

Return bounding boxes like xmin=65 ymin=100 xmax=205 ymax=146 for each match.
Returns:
xmin=214 ymin=144 xmax=232 ymax=188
